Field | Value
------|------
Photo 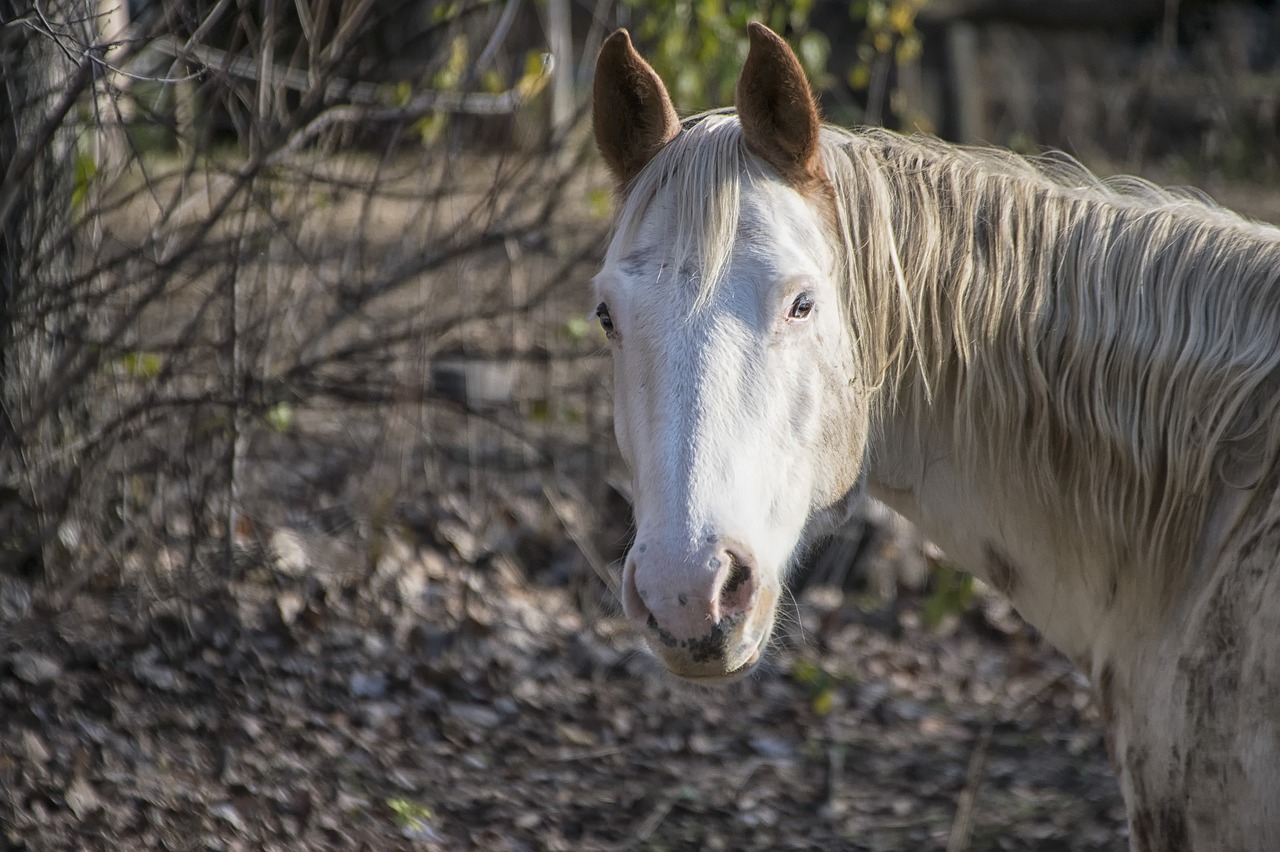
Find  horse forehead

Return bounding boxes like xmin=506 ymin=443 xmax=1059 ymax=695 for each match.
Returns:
xmin=742 ymin=176 xmax=822 ymax=225
xmin=732 ymin=189 xmax=832 ymax=287
xmin=611 ymin=184 xmax=820 ymax=296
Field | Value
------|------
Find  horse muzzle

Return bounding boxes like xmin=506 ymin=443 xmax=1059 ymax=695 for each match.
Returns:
xmin=621 ymin=541 xmax=779 ymax=681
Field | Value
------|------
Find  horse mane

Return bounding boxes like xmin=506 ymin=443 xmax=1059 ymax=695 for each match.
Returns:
xmin=609 ymin=113 xmax=1280 ymax=595
xmin=826 ymin=127 xmax=1280 ymax=597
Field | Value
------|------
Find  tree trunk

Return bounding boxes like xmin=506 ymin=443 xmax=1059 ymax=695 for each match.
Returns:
xmin=0 ymin=0 xmax=95 ymax=579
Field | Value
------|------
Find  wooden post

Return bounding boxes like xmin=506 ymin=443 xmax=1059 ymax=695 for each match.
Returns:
xmin=546 ymin=0 xmax=573 ymax=141
xmin=946 ymin=22 xmax=982 ymax=144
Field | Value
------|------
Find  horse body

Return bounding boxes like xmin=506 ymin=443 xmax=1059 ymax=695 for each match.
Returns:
xmin=592 ymin=24 xmax=1280 ymax=849
xmin=867 ymin=283 xmax=1280 ymax=849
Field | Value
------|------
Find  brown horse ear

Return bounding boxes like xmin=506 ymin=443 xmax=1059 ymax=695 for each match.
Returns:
xmin=593 ymin=30 xmax=681 ymax=188
xmin=736 ymin=22 xmax=824 ymax=187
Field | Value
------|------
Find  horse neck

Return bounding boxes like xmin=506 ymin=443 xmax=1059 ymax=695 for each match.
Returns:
xmin=844 ymin=138 xmax=1280 ymax=663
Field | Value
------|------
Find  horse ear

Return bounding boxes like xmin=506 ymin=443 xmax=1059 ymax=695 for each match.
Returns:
xmin=593 ymin=30 xmax=681 ymax=188
xmin=736 ymin=22 xmax=824 ymax=187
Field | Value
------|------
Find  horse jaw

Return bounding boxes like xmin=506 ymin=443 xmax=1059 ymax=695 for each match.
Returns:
xmin=596 ymin=178 xmax=864 ymax=681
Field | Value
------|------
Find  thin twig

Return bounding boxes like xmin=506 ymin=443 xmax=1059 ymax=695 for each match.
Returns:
xmin=946 ymin=721 xmax=993 ymax=852
xmin=825 ymin=743 xmax=844 ymax=816
xmin=149 ymin=35 xmax=547 ymax=118
xmin=474 ymin=0 xmax=522 ymax=72
xmin=943 ymin=668 xmax=1072 ymax=851
xmin=589 ymin=794 xmax=677 ymax=852
xmin=541 ymin=479 xmax=622 ymax=599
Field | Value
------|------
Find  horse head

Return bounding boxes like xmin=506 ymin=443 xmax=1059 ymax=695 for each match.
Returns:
xmin=591 ymin=25 xmax=869 ymax=680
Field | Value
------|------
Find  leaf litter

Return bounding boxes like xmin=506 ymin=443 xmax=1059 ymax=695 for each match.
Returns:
xmin=1 ymin=526 xmax=1126 ymax=850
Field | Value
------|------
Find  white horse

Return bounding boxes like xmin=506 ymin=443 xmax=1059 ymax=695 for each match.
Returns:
xmin=591 ymin=23 xmax=1280 ymax=851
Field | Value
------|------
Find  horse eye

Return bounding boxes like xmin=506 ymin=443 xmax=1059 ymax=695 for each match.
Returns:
xmin=788 ymin=293 xmax=815 ymax=321
xmin=596 ymin=301 xmax=615 ymax=335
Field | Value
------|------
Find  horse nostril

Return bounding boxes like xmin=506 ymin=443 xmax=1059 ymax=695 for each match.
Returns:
xmin=623 ymin=542 xmax=760 ymax=639
xmin=716 ymin=551 xmax=756 ymax=620
xmin=723 ymin=558 xmax=750 ymax=595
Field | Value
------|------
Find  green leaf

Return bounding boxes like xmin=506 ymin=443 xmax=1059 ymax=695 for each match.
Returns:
xmin=432 ymin=36 xmax=469 ymax=91
xmin=374 ymin=82 xmax=402 ymax=107
xmin=791 ymin=658 xmax=842 ymax=714
xmin=386 ymin=797 xmax=434 ymax=830
xmin=812 ymin=686 xmax=835 ymax=715
xmin=119 ymin=351 xmax=162 ymax=379
xmin=622 ymin=0 xmax=830 ymax=109
xmin=72 ymin=152 xmax=99 ymax=211
xmin=848 ymin=63 xmax=871 ymax=91
xmin=923 ymin=564 xmax=976 ymax=629
xmin=586 ymin=187 xmax=612 ymax=220
xmin=866 ymin=0 xmax=888 ymax=29
xmin=264 ymin=402 xmax=294 ymax=433
xmin=393 ymin=80 xmax=413 ymax=108
xmin=796 ymin=32 xmax=830 ymax=79
xmin=413 ymin=114 xmax=448 ymax=147
xmin=515 ymin=51 xmax=552 ymax=100
xmin=430 ymin=1 xmax=458 ymax=22
xmin=888 ymin=2 xmax=917 ymax=35
xmin=480 ymin=68 xmax=505 ymax=94
xmin=562 ymin=315 xmax=590 ymax=341
xmin=896 ymin=32 xmax=923 ymax=64
xmin=791 ymin=658 xmax=823 ymax=684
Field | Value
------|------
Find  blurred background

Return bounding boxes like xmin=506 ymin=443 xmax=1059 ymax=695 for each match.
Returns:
xmin=1 ymin=1 xmax=1277 ymax=849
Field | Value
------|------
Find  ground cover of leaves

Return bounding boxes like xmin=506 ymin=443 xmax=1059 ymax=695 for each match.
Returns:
xmin=0 ymin=529 xmax=1126 ymax=852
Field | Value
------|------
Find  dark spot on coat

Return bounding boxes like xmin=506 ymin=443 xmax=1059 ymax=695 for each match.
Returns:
xmin=1130 ymin=799 xmax=1188 ymax=852
xmin=646 ymin=614 xmax=741 ymax=662
xmin=983 ymin=542 xmax=1020 ymax=597
xmin=620 ymin=246 xmax=656 ymax=278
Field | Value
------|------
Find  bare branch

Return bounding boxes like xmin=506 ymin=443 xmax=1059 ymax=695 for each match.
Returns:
xmin=148 ymin=35 xmax=552 ymax=118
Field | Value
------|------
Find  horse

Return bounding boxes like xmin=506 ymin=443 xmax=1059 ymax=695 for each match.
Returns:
xmin=589 ymin=22 xmax=1280 ymax=852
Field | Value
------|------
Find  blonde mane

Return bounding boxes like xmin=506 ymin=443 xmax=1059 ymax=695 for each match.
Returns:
xmin=611 ymin=114 xmax=1280 ymax=594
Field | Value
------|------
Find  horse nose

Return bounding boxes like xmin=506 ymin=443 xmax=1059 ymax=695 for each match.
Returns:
xmin=621 ymin=543 xmax=759 ymax=641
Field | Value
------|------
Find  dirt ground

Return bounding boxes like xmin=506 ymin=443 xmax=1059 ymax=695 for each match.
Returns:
xmin=0 ymin=519 xmax=1127 ymax=851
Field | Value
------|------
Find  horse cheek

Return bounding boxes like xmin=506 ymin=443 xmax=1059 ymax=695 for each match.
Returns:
xmin=814 ymin=354 xmax=867 ymax=511
xmin=610 ymin=356 xmax=642 ymax=473
xmin=787 ymin=369 xmax=818 ymax=444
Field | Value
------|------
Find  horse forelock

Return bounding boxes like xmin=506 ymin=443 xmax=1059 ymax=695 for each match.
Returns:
xmin=821 ymin=126 xmax=1280 ymax=597
xmin=606 ymin=113 xmax=783 ymax=313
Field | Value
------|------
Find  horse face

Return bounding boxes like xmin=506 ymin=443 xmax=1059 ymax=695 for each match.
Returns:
xmin=592 ymin=26 xmax=868 ymax=680
xmin=594 ymin=180 xmax=865 ymax=680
